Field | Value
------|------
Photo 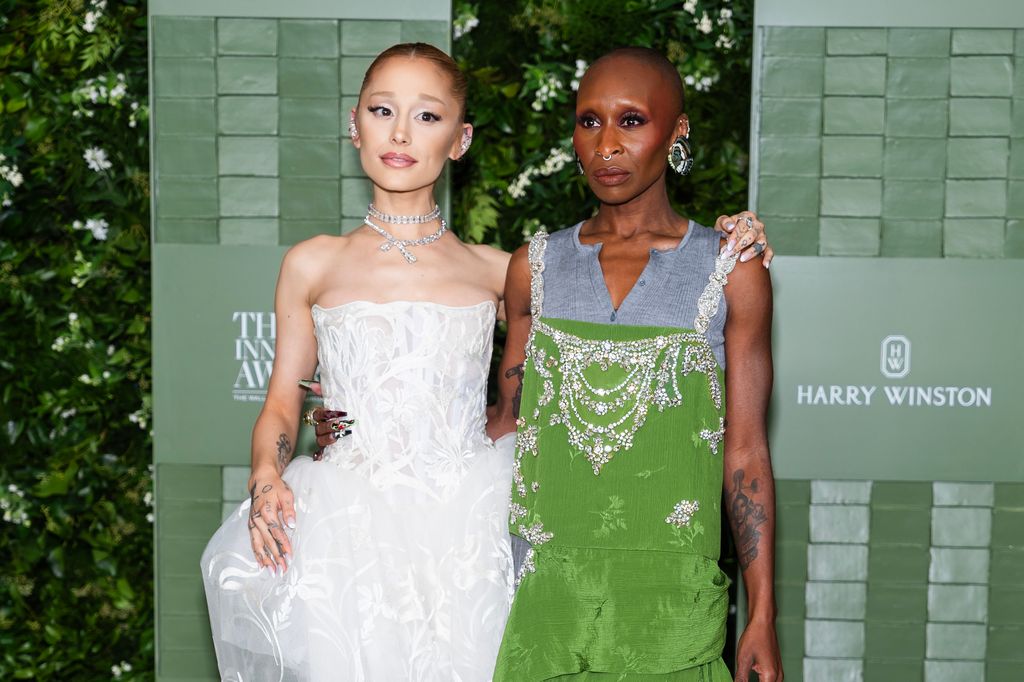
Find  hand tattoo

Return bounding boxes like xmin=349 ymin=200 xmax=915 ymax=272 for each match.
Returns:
xmin=506 ymin=363 xmax=525 ymax=418
xmin=276 ymin=433 xmax=293 ymax=472
xmin=728 ymin=469 xmax=768 ymax=570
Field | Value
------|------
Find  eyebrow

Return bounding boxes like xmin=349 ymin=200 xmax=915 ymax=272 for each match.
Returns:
xmin=367 ymin=90 xmax=447 ymax=106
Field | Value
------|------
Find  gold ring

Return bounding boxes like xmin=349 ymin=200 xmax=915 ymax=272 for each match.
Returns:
xmin=303 ymin=408 xmax=317 ymax=427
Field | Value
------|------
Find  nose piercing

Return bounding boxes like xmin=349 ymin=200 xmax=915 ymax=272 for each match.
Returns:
xmin=600 ymin=153 xmax=613 ymax=161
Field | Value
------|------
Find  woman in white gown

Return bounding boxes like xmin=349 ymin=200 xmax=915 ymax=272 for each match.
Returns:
xmin=201 ymin=43 xmax=516 ymax=681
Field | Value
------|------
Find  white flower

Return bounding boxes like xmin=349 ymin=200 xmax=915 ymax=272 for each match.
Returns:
xmin=83 ymin=11 xmax=99 ymax=33
xmin=453 ymin=13 xmax=479 ymax=40
xmin=715 ymin=34 xmax=734 ymax=50
xmin=696 ymin=12 xmax=713 ymax=34
xmin=78 ymin=374 xmax=91 ymax=384
xmin=719 ymin=7 xmax=733 ymax=22
xmin=68 ymin=312 xmax=78 ymax=323
xmin=102 ymin=371 xmax=111 ymax=380
xmin=683 ymin=0 xmax=698 ymax=13
xmin=83 ymin=147 xmax=112 ymax=172
xmin=84 ymin=218 xmax=109 ymax=240
xmin=59 ymin=408 xmax=77 ymax=419
xmin=111 ymin=660 xmax=132 ymax=678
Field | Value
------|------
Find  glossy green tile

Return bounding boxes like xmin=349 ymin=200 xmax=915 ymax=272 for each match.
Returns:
xmin=280 ymin=20 xmax=339 ymax=58
xmin=280 ymin=138 xmax=340 ymax=177
xmin=882 ymin=180 xmax=945 ymax=219
xmin=758 ymin=176 xmax=820 ymax=217
xmin=951 ymin=57 xmax=1013 ymax=97
xmin=824 ymin=97 xmax=885 ymax=135
xmin=825 ymin=57 xmax=886 ymax=96
xmin=159 ymin=613 xmax=214 ymax=649
xmin=945 ymin=180 xmax=1007 ymax=217
xmin=885 ymin=99 xmax=948 ymax=138
xmin=865 ymin=621 xmax=926 ymax=659
xmin=279 ymin=98 xmax=340 ymax=138
xmin=1011 ymin=139 xmax=1024 ymax=179
xmin=827 ymin=28 xmax=887 ymax=55
xmin=987 ymin=625 xmax=1024 ymax=662
xmin=778 ymin=541 xmax=809 ymax=583
xmin=946 ymin=137 xmax=1008 ymax=178
xmin=760 ymin=136 xmax=821 ymax=176
xmin=154 ymin=219 xmax=218 ymax=244
xmin=995 ymin=483 xmax=1024 ymax=509
xmin=280 ymin=220 xmax=341 ymax=244
xmin=924 ymin=661 xmax=984 ymax=682
xmin=221 ymin=466 xmax=249 ymax=502
xmin=821 ymin=178 xmax=882 ymax=216
xmin=775 ymin=582 xmax=806 ymax=620
xmin=810 ymin=505 xmax=870 ymax=543
xmin=928 ymin=584 xmax=988 ymax=623
xmin=340 ymin=56 xmax=376 ymax=95
xmin=869 ymin=545 xmax=929 ymax=583
xmin=219 ymin=177 xmax=278 ymax=217
xmin=822 ymin=136 xmax=883 ymax=177
xmin=159 ymin=499 xmax=223 ymax=538
xmin=776 ymin=617 xmax=805 ymax=658
xmin=929 ymin=547 xmax=990 ymax=584
xmin=157 ymin=464 xmax=222 ymax=500
xmin=944 ymin=218 xmax=1006 ymax=257
xmin=218 ymin=218 xmax=279 ymax=245
xmin=763 ymin=27 xmax=825 ymax=56
xmin=881 ymin=220 xmax=944 ymax=257
xmin=758 ymin=217 xmax=819 ymax=256
xmin=872 ymin=481 xmax=933 ymax=508
xmin=926 ymin=623 xmax=986 ymax=660
xmin=156 ymin=135 xmax=216 ymax=176
xmin=153 ymin=17 xmax=214 ymax=57
xmin=400 ymin=20 xmax=449 ymax=48
xmin=342 ymin=20 xmax=403 ymax=56
xmin=218 ymin=96 xmax=278 ymax=135
xmin=217 ymin=18 xmax=277 ymax=56
xmin=341 ymin=177 xmax=373 ymax=216
xmin=159 ymin=646 xmax=219 ymax=679
xmin=279 ymin=59 xmax=339 ymax=98
xmin=990 ymin=548 xmax=1024 ymax=586
xmin=949 ymin=98 xmax=1011 ymax=136
xmin=341 ymin=217 xmax=364 ymax=234
xmin=952 ymin=29 xmax=1014 ymax=55
xmin=988 ymin=586 xmax=1024 ymax=625
xmin=1016 ymin=96 xmax=1024 ymax=136
xmin=776 ymin=504 xmax=810 ymax=545
xmin=281 ymin=178 xmax=341 ymax=219
xmin=1009 ymin=180 xmax=1024 ymax=217
xmin=871 ymin=507 xmax=930 ymax=545
xmin=884 ymin=137 xmax=946 ymax=179
xmin=1006 ymin=218 xmax=1024 ymax=258
xmin=157 ymin=177 xmax=218 ymax=219
xmin=217 ymin=57 xmax=277 ymax=95
xmin=156 ymin=98 xmax=216 ymax=136
xmin=218 ymin=136 xmax=278 ymax=176
xmin=159 ymin=574 xmax=208 ymax=615
xmin=804 ymin=619 xmax=865 ymax=658
xmin=864 ymin=659 xmax=924 ymax=681
xmin=932 ymin=507 xmax=993 ymax=548
xmin=888 ymin=28 xmax=951 ymax=58
xmin=154 ymin=58 xmax=216 ymax=98
xmin=887 ymin=58 xmax=951 ymax=98
xmin=340 ymin=142 xmax=365 ymax=177
xmin=762 ymin=57 xmax=824 ymax=98
xmin=760 ymin=98 xmax=822 ymax=136
xmin=777 ymin=479 xmax=812 ymax=505
xmin=805 ymin=581 xmax=866 ymax=620
xmin=866 ymin=583 xmax=927 ymax=622
xmin=803 ymin=659 xmax=862 ymax=682
xmin=780 ymin=657 xmax=802 ymax=682
xmin=820 ymin=218 xmax=881 ymax=256
xmin=811 ymin=480 xmax=871 ymax=505
xmin=808 ymin=544 xmax=868 ymax=581
xmin=991 ymin=660 xmax=1023 ymax=681
xmin=934 ymin=482 xmax=995 ymax=507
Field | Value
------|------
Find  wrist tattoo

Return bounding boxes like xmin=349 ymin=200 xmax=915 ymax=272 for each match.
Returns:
xmin=506 ymin=363 xmax=525 ymax=418
xmin=276 ymin=433 xmax=293 ymax=472
xmin=727 ymin=469 xmax=768 ymax=570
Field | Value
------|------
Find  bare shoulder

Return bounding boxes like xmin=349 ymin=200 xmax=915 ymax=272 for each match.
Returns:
xmin=724 ymin=256 xmax=772 ymax=309
xmin=282 ymin=234 xmax=351 ymax=270
xmin=465 ymin=242 xmax=513 ymax=268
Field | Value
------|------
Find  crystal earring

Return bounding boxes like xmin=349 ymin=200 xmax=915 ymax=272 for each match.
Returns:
xmin=668 ymin=135 xmax=693 ymax=175
xmin=348 ymin=114 xmax=359 ymax=141
xmin=459 ymin=131 xmax=472 ymax=157
xmin=575 ymin=154 xmax=584 ymax=175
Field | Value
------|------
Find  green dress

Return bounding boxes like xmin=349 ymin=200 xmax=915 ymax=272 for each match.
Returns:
xmin=493 ymin=231 xmax=738 ymax=681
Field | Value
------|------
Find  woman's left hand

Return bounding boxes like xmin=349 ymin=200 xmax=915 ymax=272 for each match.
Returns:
xmin=714 ymin=211 xmax=773 ymax=267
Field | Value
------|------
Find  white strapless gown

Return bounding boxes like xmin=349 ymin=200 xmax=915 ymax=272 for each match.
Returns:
xmin=201 ymin=301 xmax=515 ymax=682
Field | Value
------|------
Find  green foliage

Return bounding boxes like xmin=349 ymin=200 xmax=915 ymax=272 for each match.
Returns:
xmin=451 ymin=0 xmax=753 ymax=247
xmin=0 ymin=1 xmax=152 ymax=679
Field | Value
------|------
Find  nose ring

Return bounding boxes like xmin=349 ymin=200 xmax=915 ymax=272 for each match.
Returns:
xmin=600 ymin=153 xmax=613 ymax=161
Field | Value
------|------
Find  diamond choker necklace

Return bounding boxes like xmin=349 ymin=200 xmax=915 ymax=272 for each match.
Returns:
xmin=367 ymin=203 xmax=441 ymax=224
xmin=363 ymin=211 xmax=447 ymax=264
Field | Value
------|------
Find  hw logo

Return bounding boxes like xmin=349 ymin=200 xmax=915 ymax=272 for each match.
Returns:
xmin=880 ymin=335 xmax=911 ymax=379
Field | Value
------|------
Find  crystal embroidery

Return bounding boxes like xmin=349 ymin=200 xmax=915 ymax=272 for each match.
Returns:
xmin=694 ymin=252 xmax=737 ymax=335
xmin=509 ymin=502 xmax=528 ymax=525
xmin=665 ymin=499 xmax=700 ymax=528
xmin=515 ymin=547 xmax=536 ymax=587
xmin=528 ymin=230 xmax=548 ymax=320
xmin=699 ymin=417 xmax=726 ymax=456
xmin=518 ymin=522 xmax=553 ymax=545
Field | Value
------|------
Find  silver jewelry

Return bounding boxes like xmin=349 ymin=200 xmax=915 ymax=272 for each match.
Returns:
xmin=459 ymin=132 xmax=472 ymax=156
xmin=367 ymin=203 xmax=441 ymax=224
xmin=348 ymin=115 xmax=358 ymax=140
xmin=752 ymin=242 xmax=765 ymax=255
xmin=575 ymin=154 xmax=584 ymax=175
xmin=743 ymin=216 xmax=753 ymax=229
xmin=599 ymin=152 xmax=613 ymax=161
xmin=668 ymin=135 xmax=693 ymax=175
xmin=363 ymin=215 xmax=447 ymax=264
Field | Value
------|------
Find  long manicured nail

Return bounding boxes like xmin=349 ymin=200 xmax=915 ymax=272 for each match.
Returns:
xmin=323 ymin=410 xmax=347 ymax=418
xmin=287 ymin=517 xmax=296 ymax=529
xmin=764 ymin=260 xmax=771 ymax=269
xmin=740 ymin=251 xmax=754 ymax=262
xmin=297 ymin=379 xmax=316 ymax=389
xmin=725 ymin=221 xmax=735 ymax=232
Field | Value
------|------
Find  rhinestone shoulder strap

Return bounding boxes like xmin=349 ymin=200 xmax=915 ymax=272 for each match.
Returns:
xmin=527 ymin=229 xmax=549 ymax=320
xmin=694 ymin=252 xmax=738 ymax=335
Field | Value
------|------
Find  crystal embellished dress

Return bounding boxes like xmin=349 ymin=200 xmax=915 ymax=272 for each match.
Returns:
xmin=493 ymin=231 xmax=738 ymax=681
xmin=202 ymin=300 xmax=514 ymax=682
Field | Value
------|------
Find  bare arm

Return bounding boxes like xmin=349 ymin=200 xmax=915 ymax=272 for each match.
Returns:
xmin=722 ymin=257 xmax=782 ymax=681
xmin=486 ymin=244 xmax=532 ymax=441
xmin=246 ymin=245 xmax=319 ymax=574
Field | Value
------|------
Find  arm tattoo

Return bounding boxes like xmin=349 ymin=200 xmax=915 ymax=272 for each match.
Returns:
xmin=506 ymin=363 xmax=525 ymax=418
xmin=276 ymin=433 xmax=293 ymax=472
xmin=727 ymin=469 xmax=768 ymax=570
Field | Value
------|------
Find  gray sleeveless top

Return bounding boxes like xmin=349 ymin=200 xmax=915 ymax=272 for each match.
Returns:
xmin=540 ymin=221 xmax=729 ymax=367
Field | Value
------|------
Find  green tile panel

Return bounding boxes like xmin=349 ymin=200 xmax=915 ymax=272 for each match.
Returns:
xmin=952 ymin=29 xmax=1015 ymax=55
xmin=342 ymin=20 xmax=404 ymax=56
xmin=802 ymin=658 xmax=862 ymax=682
xmin=217 ymin=18 xmax=278 ymax=56
xmin=944 ymin=218 xmax=1006 ymax=257
xmin=887 ymin=58 xmax=951 ymax=98
xmin=819 ymin=217 xmax=881 ymax=256
xmin=888 ymin=28 xmax=951 ymax=58
xmin=219 ymin=218 xmax=279 ymax=245
xmin=928 ymin=584 xmax=988 ymax=623
xmin=823 ymin=96 xmax=885 ymax=135
xmin=279 ymin=58 xmax=340 ymax=97
xmin=152 ymin=17 xmax=216 ymax=57
xmin=821 ymin=136 xmax=883 ymax=178
xmin=826 ymin=28 xmax=888 ymax=56
xmin=762 ymin=57 xmax=825 ymax=98
xmin=880 ymin=220 xmax=944 ymax=256
xmin=866 ymin=620 xmax=926 ymax=659
xmin=763 ymin=27 xmax=825 ymax=56
xmin=867 ymin=583 xmax=928 ymax=623
xmin=218 ymin=136 xmax=279 ymax=176
xmin=157 ymin=98 xmax=217 ymax=135
xmin=810 ymin=480 xmax=871 ymax=504
xmin=279 ymin=19 xmax=339 ymax=58
xmin=824 ymin=57 xmax=886 ymax=96
xmin=217 ymin=57 xmax=278 ymax=95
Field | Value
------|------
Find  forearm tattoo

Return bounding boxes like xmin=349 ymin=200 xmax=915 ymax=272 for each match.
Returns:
xmin=276 ymin=432 xmax=293 ymax=472
xmin=506 ymin=363 xmax=525 ymax=418
xmin=727 ymin=469 xmax=768 ymax=570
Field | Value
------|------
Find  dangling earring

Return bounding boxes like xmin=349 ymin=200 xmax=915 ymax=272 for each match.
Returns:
xmin=458 ymin=131 xmax=472 ymax=157
xmin=348 ymin=112 xmax=359 ymax=141
xmin=575 ymin=154 xmax=584 ymax=175
xmin=668 ymin=134 xmax=693 ymax=175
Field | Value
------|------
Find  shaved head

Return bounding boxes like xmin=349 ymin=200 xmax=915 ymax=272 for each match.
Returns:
xmin=586 ymin=47 xmax=686 ymax=115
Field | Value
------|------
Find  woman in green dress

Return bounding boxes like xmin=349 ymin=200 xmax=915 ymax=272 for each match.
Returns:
xmin=489 ymin=48 xmax=782 ymax=682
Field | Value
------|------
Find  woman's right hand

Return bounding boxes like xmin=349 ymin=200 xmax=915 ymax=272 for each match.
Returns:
xmin=247 ymin=471 xmax=296 ymax=574
xmin=311 ymin=406 xmax=354 ymax=457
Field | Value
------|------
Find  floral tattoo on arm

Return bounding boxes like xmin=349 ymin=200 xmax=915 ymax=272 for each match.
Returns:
xmin=727 ymin=469 xmax=768 ymax=570
xmin=276 ymin=432 xmax=293 ymax=473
